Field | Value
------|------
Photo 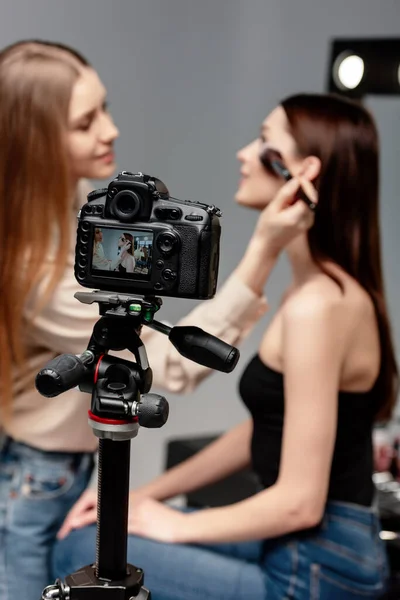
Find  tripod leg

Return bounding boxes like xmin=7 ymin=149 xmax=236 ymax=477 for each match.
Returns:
xmin=96 ymin=438 xmax=130 ymax=581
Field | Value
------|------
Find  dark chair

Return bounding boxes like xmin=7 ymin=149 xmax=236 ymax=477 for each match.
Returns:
xmin=166 ymin=434 xmax=261 ymax=508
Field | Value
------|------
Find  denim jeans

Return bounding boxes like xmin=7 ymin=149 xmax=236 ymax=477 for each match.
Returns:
xmin=0 ymin=436 xmax=94 ymax=600
xmin=53 ymin=499 xmax=389 ymax=599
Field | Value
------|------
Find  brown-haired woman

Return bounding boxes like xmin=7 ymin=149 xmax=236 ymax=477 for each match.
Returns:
xmin=118 ymin=232 xmax=135 ymax=272
xmin=0 ymin=41 xmax=312 ymax=600
xmin=55 ymin=95 xmax=398 ymax=599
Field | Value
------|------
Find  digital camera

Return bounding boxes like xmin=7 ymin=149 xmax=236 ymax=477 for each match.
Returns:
xmin=74 ymin=172 xmax=221 ymax=299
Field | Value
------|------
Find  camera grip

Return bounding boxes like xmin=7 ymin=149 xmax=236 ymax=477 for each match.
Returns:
xmin=168 ymin=326 xmax=240 ymax=373
xmin=35 ymin=353 xmax=90 ymax=397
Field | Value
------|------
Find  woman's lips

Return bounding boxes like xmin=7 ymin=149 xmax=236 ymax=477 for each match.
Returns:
xmin=97 ymin=151 xmax=115 ymax=163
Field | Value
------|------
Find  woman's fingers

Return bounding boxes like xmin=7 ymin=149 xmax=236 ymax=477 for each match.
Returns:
xmin=271 ymin=176 xmax=318 ymax=215
xmin=298 ymin=176 xmax=318 ymax=205
xmin=57 ymin=488 xmax=97 ymax=539
xmin=284 ymin=198 xmax=315 ymax=230
xmin=297 ymin=176 xmax=318 ymax=211
xmin=270 ymin=178 xmax=301 ymax=212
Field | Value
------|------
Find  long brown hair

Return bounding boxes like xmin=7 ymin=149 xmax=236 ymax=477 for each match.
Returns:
xmin=0 ymin=40 xmax=89 ymax=420
xmin=281 ymin=93 xmax=398 ymax=421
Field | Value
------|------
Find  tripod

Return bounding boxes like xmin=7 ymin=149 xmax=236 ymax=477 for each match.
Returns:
xmin=35 ymin=290 xmax=240 ymax=600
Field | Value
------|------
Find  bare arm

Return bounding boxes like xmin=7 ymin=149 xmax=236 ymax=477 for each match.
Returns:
xmin=133 ymin=419 xmax=253 ymax=501
xmin=125 ymin=254 xmax=135 ymax=273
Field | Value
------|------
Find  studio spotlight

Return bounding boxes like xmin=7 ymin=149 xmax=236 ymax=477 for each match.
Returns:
xmin=333 ymin=52 xmax=365 ymax=90
xmin=327 ymin=38 xmax=400 ymax=98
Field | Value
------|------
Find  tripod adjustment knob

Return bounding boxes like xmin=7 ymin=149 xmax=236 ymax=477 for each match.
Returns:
xmin=41 ymin=579 xmax=70 ymax=599
xmin=136 ymin=393 xmax=169 ymax=428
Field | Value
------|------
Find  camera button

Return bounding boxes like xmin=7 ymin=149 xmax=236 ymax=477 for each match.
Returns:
xmin=156 ymin=260 xmax=164 ymax=269
xmin=184 ymin=214 xmax=203 ymax=221
xmin=156 ymin=232 xmax=179 ymax=255
xmin=170 ymin=209 xmax=182 ymax=220
xmin=77 ymin=269 xmax=86 ymax=279
xmin=154 ymin=282 xmax=163 ymax=291
xmin=162 ymin=269 xmax=177 ymax=281
xmin=155 ymin=208 xmax=167 ymax=220
xmin=79 ymin=257 xmax=88 ymax=267
xmin=81 ymin=232 xmax=89 ymax=243
xmin=81 ymin=221 xmax=91 ymax=232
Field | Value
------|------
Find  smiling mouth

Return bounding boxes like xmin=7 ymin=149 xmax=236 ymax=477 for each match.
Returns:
xmin=96 ymin=150 xmax=114 ymax=160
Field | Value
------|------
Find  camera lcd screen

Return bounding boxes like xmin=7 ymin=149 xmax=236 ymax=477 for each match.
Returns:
xmin=91 ymin=226 xmax=153 ymax=281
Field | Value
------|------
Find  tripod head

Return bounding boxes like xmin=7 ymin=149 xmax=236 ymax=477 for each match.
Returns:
xmin=36 ymin=290 xmax=239 ymax=401
xmin=36 ymin=290 xmax=240 ymax=599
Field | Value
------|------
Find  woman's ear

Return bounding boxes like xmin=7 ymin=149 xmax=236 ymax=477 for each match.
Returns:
xmin=297 ymin=156 xmax=321 ymax=181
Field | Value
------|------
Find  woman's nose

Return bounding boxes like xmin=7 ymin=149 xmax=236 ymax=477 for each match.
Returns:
xmin=99 ymin=113 xmax=119 ymax=144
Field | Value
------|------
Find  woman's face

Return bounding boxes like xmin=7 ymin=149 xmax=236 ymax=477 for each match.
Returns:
xmin=118 ymin=234 xmax=127 ymax=248
xmin=235 ymin=106 xmax=303 ymax=210
xmin=68 ymin=67 xmax=119 ymax=181
xmin=94 ymin=228 xmax=103 ymax=243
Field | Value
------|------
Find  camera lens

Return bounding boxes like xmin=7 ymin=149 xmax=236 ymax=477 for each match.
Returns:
xmin=111 ymin=190 xmax=141 ymax=221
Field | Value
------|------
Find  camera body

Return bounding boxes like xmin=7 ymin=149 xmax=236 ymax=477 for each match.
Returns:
xmin=75 ymin=172 xmax=221 ymax=299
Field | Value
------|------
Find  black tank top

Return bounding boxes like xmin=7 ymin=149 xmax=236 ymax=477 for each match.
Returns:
xmin=239 ymin=355 xmax=376 ymax=506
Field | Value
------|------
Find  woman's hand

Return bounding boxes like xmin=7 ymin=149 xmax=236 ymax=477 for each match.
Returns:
xmin=57 ymin=487 xmax=98 ymax=539
xmin=253 ymin=176 xmax=318 ymax=257
xmin=235 ymin=177 xmax=318 ymax=296
xmin=373 ymin=427 xmax=394 ymax=473
xmin=57 ymin=487 xmax=153 ymax=540
xmin=119 ymin=241 xmax=132 ymax=261
xmin=121 ymin=240 xmax=131 ymax=254
xmin=127 ymin=496 xmax=186 ymax=543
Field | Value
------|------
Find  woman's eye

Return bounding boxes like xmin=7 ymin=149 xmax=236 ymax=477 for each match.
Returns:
xmin=77 ymin=122 xmax=91 ymax=131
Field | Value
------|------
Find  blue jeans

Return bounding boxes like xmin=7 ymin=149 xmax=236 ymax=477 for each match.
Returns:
xmin=0 ymin=436 xmax=94 ymax=600
xmin=53 ymin=500 xmax=389 ymax=599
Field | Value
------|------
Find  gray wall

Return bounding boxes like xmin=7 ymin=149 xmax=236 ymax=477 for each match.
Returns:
xmin=2 ymin=0 xmax=399 ymax=486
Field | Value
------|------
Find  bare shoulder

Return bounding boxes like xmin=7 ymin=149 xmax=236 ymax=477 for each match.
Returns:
xmin=282 ymin=272 xmax=372 ymax=332
xmin=284 ymin=275 xmax=343 ymax=319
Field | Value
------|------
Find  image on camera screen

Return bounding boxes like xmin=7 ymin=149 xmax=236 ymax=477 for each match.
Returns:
xmin=91 ymin=226 xmax=153 ymax=280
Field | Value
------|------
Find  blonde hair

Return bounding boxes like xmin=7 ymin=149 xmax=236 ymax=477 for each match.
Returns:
xmin=0 ymin=40 xmax=89 ymax=419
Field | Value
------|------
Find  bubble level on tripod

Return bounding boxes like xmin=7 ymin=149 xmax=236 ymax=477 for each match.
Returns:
xmin=129 ymin=303 xmax=142 ymax=313
xmin=144 ymin=310 xmax=153 ymax=322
